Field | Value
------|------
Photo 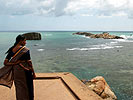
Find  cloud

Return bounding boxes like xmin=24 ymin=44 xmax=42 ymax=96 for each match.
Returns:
xmin=0 ymin=0 xmax=133 ymax=18
xmin=65 ymin=0 xmax=129 ymax=17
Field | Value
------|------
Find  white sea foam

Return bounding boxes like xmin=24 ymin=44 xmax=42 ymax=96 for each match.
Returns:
xmin=120 ymin=35 xmax=133 ymax=39
xmin=103 ymin=46 xmax=114 ymax=49
xmin=89 ymin=47 xmax=101 ymax=50
xmin=113 ymin=39 xmax=127 ymax=42
xmin=113 ymin=35 xmax=133 ymax=42
xmin=66 ymin=40 xmax=124 ymax=51
xmin=92 ymin=44 xmax=115 ymax=49
xmin=113 ymin=39 xmax=133 ymax=42
xmin=114 ymin=46 xmax=123 ymax=48
xmin=37 ymin=49 xmax=44 ymax=51
xmin=67 ymin=48 xmax=75 ymax=50
xmin=66 ymin=45 xmax=122 ymax=51
xmin=81 ymin=35 xmax=91 ymax=39
xmin=120 ymin=35 xmax=128 ymax=39
xmin=84 ymin=36 xmax=90 ymax=39
xmin=66 ymin=48 xmax=89 ymax=51
xmin=81 ymin=36 xmax=86 ymax=38
xmin=44 ymin=34 xmax=52 ymax=36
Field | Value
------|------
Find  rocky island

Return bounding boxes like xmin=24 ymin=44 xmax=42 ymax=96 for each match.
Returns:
xmin=22 ymin=32 xmax=41 ymax=40
xmin=73 ymin=32 xmax=124 ymax=39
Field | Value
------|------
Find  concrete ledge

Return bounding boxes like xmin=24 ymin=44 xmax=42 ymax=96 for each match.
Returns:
xmin=0 ymin=72 xmax=103 ymax=100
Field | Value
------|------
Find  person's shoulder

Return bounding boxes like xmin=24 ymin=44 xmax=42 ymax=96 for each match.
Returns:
xmin=23 ymin=46 xmax=30 ymax=51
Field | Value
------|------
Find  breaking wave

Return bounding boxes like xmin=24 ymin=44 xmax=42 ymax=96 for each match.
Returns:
xmin=66 ymin=40 xmax=123 ymax=51
xmin=37 ymin=49 xmax=45 ymax=51
xmin=66 ymin=45 xmax=123 ymax=51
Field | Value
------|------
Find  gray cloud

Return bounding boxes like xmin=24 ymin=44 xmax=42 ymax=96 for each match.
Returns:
xmin=54 ymin=0 xmax=69 ymax=16
xmin=91 ymin=0 xmax=129 ymax=17
xmin=0 ymin=0 xmax=133 ymax=18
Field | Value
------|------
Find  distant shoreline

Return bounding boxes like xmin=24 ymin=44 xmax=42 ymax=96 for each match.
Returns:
xmin=1 ymin=30 xmax=133 ymax=32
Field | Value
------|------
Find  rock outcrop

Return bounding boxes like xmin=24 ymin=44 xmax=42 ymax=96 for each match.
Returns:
xmin=22 ymin=32 xmax=41 ymax=40
xmin=73 ymin=32 xmax=93 ymax=36
xmin=81 ymin=76 xmax=117 ymax=100
xmin=73 ymin=32 xmax=124 ymax=39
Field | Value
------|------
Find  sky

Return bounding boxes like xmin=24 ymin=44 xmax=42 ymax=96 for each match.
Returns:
xmin=0 ymin=0 xmax=133 ymax=31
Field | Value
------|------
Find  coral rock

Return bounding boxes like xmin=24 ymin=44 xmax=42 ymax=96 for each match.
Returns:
xmin=82 ymin=76 xmax=117 ymax=100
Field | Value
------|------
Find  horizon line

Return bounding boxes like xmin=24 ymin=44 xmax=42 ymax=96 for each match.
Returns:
xmin=0 ymin=30 xmax=133 ymax=32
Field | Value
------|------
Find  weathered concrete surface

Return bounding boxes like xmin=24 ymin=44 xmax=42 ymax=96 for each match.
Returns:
xmin=0 ymin=73 xmax=103 ymax=100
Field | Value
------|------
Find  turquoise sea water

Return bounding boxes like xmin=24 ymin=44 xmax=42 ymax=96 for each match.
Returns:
xmin=0 ymin=31 xmax=133 ymax=100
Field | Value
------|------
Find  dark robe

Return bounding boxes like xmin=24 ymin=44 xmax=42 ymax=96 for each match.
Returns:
xmin=0 ymin=46 xmax=34 ymax=100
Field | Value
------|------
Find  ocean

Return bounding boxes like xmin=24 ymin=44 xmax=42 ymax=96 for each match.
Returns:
xmin=0 ymin=31 xmax=133 ymax=100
